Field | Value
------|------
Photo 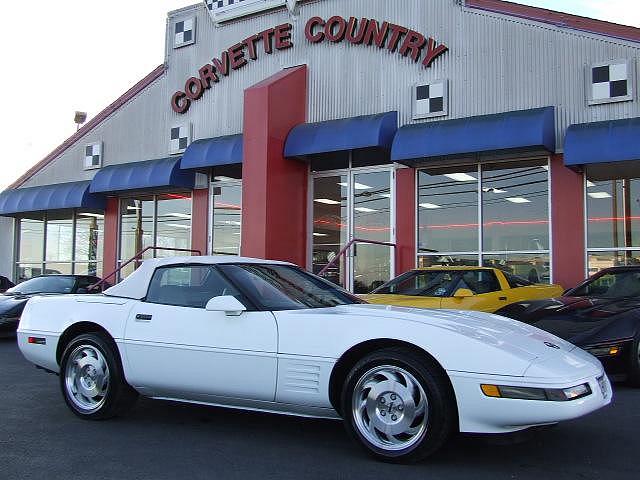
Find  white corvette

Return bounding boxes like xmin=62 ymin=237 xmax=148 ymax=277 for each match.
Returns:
xmin=18 ymin=257 xmax=611 ymax=462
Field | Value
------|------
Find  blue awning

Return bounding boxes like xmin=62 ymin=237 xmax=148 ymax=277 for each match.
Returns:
xmin=180 ymin=134 xmax=243 ymax=170
xmin=0 ymin=181 xmax=105 ymax=216
xmin=284 ymin=111 xmax=398 ymax=158
xmin=90 ymin=157 xmax=195 ymax=194
xmin=392 ymin=107 xmax=556 ymax=165
xmin=565 ymin=117 xmax=640 ymax=168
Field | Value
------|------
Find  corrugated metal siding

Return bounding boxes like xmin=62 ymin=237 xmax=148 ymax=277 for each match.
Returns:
xmin=22 ymin=0 xmax=640 ymax=187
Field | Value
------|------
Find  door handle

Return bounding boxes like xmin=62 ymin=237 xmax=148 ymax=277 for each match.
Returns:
xmin=499 ymin=297 xmax=508 ymax=301
xmin=135 ymin=314 xmax=152 ymax=322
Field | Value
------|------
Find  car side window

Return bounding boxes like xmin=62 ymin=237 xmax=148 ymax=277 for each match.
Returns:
xmin=145 ymin=265 xmax=244 ymax=309
xmin=453 ymin=271 xmax=501 ymax=295
xmin=504 ymin=273 xmax=533 ymax=289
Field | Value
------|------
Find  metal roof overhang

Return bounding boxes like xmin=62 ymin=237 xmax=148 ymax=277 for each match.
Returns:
xmin=180 ymin=134 xmax=243 ymax=170
xmin=284 ymin=112 xmax=398 ymax=159
xmin=0 ymin=181 xmax=105 ymax=216
xmin=90 ymin=157 xmax=195 ymax=194
xmin=564 ymin=117 xmax=640 ymax=180
xmin=391 ymin=107 xmax=556 ymax=166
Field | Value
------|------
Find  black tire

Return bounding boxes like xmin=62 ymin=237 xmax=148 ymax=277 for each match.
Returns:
xmin=340 ymin=347 xmax=457 ymax=463
xmin=627 ymin=335 xmax=640 ymax=387
xmin=59 ymin=332 xmax=138 ymax=420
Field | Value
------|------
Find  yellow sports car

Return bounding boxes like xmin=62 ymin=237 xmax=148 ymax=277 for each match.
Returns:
xmin=361 ymin=267 xmax=564 ymax=313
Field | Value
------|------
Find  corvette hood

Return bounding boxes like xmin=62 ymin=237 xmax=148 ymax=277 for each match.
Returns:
xmin=339 ymin=304 xmax=576 ymax=359
xmin=497 ymin=297 xmax=640 ymax=344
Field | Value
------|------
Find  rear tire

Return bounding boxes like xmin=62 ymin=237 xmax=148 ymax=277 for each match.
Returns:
xmin=60 ymin=332 xmax=138 ymax=420
xmin=340 ymin=348 xmax=457 ymax=463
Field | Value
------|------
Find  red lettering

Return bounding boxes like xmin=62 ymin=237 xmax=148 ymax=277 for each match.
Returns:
xmin=345 ymin=17 xmax=368 ymax=44
xmin=229 ymin=43 xmax=247 ymax=70
xmin=325 ymin=16 xmax=347 ymax=42
xmin=363 ymin=20 xmax=389 ymax=48
xmin=243 ymin=34 xmax=260 ymax=60
xmin=305 ymin=16 xmax=325 ymax=43
xmin=212 ymin=51 xmax=230 ymax=76
xmin=398 ymin=30 xmax=426 ymax=62
xmin=260 ymin=28 xmax=275 ymax=54
xmin=198 ymin=64 xmax=219 ymax=88
xmin=274 ymin=23 xmax=293 ymax=50
xmin=184 ymin=77 xmax=204 ymax=100
xmin=171 ymin=91 xmax=190 ymax=114
xmin=422 ymin=37 xmax=448 ymax=68
xmin=387 ymin=24 xmax=408 ymax=52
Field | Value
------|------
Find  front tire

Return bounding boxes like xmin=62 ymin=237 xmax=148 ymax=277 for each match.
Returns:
xmin=628 ymin=335 xmax=640 ymax=387
xmin=341 ymin=348 xmax=457 ymax=463
xmin=60 ymin=332 xmax=138 ymax=419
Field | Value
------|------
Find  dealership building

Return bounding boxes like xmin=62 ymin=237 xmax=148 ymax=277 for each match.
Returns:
xmin=1 ymin=0 xmax=640 ymax=292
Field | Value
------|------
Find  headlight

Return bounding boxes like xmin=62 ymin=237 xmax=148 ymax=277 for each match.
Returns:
xmin=584 ymin=344 xmax=622 ymax=357
xmin=481 ymin=383 xmax=592 ymax=401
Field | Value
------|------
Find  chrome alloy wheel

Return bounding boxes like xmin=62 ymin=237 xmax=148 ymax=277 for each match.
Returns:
xmin=64 ymin=344 xmax=110 ymax=412
xmin=352 ymin=365 xmax=429 ymax=451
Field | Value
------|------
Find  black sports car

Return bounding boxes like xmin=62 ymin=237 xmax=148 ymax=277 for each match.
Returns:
xmin=0 ymin=275 xmax=103 ymax=337
xmin=496 ymin=266 xmax=640 ymax=386
xmin=0 ymin=276 xmax=14 ymax=293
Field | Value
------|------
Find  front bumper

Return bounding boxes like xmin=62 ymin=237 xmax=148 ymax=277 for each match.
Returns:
xmin=449 ymin=370 xmax=612 ymax=434
xmin=583 ymin=339 xmax=635 ymax=377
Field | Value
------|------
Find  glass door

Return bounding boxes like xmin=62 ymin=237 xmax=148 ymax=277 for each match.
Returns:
xmin=312 ymin=168 xmax=394 ymax=293
xmin=351 ymin=170 xmax=394 ymax=293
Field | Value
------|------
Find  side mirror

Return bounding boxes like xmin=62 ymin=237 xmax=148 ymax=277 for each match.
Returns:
xmin=205 ymin=296 xmax=247 ymax=316
xmin=453 ymin=288 xmax=475 ymax=299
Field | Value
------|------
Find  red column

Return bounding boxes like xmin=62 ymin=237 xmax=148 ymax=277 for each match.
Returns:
xmin=395 ymin=168 xmax=417 ymax=274
xmin=551 ymin=154 xmax=586 ymax=289
xmin=191 ymin=188 xmax=209 ymax=255
xmin=241 ymin=66 xmax=308 ymax=266
xmin=102 ymin=197 xmax=119 ymax=282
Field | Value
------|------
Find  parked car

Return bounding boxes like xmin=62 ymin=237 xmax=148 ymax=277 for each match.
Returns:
xmin=0 ymin=276 xmax=14 ymax=293
xmin=362 ymin=267 xmax=563 ymax=313
xmin=496 ymin=266 xmax=640 ymax=386
xmin=17 ymin=256 xmax=610 ymax=462
xmin=0 ymin=275 xmax=103 ymax=337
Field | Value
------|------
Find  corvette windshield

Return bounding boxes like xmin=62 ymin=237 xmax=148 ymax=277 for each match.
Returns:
xmin=569 ymin=271 xmax=640 ymax=299
xmin=7 ymin=276 xmax=76 ymax=295
xmin=219 ymin=264 xmax=365 ymax=310
xmin=372 ymin=270 xmax=460 ymax=297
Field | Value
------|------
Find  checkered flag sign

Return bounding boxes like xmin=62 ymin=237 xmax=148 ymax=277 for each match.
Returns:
xmin=591 ymin=62 xmax=630 ymax=104
xmin=170 ymin=125 xmax=190 ymax=154
xmin=204 ymin=0 xmax=297 ymax=23
xmin=174 ymin=18 xmax=195 ymax=48
xmin=414 ymin=81 xmax=448 ymax=119
xmin=84 ymin=143 xmax=102 ymax=169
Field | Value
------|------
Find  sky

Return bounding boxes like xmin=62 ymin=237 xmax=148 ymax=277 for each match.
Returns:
xmin=0 ymin=0 xmax=639 ymax=190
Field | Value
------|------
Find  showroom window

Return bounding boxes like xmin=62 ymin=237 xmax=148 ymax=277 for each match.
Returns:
xmin=585 ymin=177 xmax=640 ymax=275
xmin=118 ymin=193 xmax=192 ymax=279
xmin=417 ymin=159 xmax=551 ymax=283
xmin=16 ymin=212 xmax=104 ymax=282
xmin=210 ymin=168 xmax=242 ymax=256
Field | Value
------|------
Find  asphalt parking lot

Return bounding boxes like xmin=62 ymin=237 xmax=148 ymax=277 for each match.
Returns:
xmin=1 ymin=338 xmax=638 ymax=480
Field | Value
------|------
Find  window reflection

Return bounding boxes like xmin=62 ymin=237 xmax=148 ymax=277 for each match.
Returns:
xmin=483 ymin=253 xmax=550 ymax=284
xmin=212 ymin=182 xmax=242 ymax=255
xmin=418 ymin=167 xmax=478 ymax=253
xmin=156 ymin=194 xmax=192 ymax=258
xmin=588 ymin=251 xmax=640 ymax=276
xmin=587 ymin=179 xmax=640 ymax=249
xmin=417 ymin=160 xmax=551 ymax=283
xmin=313 ymin=175 xmax=348 ymax=286
xmin=352 ymin=171 xmax=392 ymax=294
xmin=482 ymin=163 xmax=549 ymax=252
